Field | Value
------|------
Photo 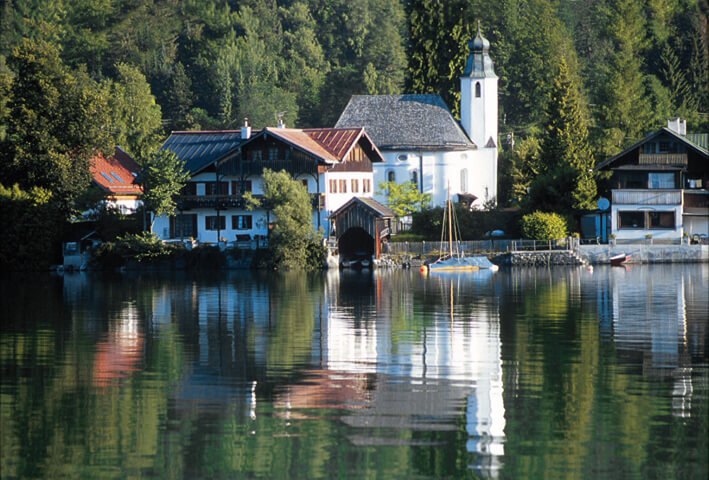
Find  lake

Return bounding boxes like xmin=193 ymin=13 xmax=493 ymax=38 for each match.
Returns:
xmin=1 ymin=265 xmax=707 ymax=479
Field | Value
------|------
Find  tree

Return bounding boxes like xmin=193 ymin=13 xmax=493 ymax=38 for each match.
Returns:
xmin=140 ymin=149 xmax=189 ymax=228
xmin=246 ymin=168 xmax=321 ymax=269
xmin=377 ymin=180 xmax=431 ymax=217
xmin=1 ymin=38 xmax=112 ymax=212
xmin=533 ymin=58 xmax=596 ymax=209
xmin=108 ymin=62 xmax=163 ymax=159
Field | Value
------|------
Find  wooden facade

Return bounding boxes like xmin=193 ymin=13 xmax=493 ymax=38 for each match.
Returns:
xmin=331 ymin=198 xmax=395 ymax=258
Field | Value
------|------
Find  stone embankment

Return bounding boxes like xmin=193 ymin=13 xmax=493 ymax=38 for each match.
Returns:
xmin=579 ymin=244 xmax=709 ymax=264
xmin=505 ymin=250 xmax=585 ymax=266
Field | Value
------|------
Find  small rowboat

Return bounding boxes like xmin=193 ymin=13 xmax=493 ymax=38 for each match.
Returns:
xmin=610 ymin=253 xmax=631 ymax=266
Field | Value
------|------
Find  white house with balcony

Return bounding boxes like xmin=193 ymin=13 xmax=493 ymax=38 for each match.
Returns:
xmin=335 ymin=25 xmax=498 ymax=209
xmin=152 ymin=124 xmax=385 ymax=246
xmin=596 ymin=118 xmax=709 ymax=242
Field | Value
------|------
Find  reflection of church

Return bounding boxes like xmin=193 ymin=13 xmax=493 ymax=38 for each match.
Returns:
xmin=320 ymin=270 xmax=506 ymax=476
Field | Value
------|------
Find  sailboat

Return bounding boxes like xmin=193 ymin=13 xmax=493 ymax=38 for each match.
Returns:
xmin=421 ymin=189 xmax=499 ymax=274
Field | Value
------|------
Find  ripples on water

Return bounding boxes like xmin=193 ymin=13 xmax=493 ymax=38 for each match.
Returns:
xmin=0 ymin=265 xmax=707 ymax=479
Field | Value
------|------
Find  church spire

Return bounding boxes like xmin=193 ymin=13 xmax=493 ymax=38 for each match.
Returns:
xmin=463 ymin=22 xmax=496 ymax=78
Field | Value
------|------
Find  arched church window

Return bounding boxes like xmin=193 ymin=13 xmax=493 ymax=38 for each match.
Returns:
xmin=411 ymin=170 xmax=418 ymax=187
xmin=475 ymin=82 xmax=481 ymax=98
xmin=460 ymin=169 xmax=468 ymax=192
xmin=387 ymin=170 xmax=395 ymax=182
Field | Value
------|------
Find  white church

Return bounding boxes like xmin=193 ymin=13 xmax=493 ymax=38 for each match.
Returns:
xmin=335 ymin=26 xmax=498 ymax=209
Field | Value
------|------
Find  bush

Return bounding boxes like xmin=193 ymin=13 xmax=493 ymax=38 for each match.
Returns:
xmin=92 ymin=232 xmax=182 ymax=268
xmin=0 ymin=184 xmax=65 ymax=270
xmin=305 ymin=239 xmax=327 ymax=270
xmin=184 ymin=245 xmax=225 ymax=269
xmin=520 ymin=211 xmax=569 ymax=240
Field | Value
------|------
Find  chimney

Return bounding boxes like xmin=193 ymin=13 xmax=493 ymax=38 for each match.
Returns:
xmin=277 ymin=118 xmax=285 ymax=129
xmin=241 ymin=118 xmax=251 ymax=140
xmin=667 ymin=117 xmax=687 ymax=136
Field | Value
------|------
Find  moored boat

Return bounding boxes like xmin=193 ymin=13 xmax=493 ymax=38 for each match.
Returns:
xmin=610 ymin=253 xmax=631 ymax=266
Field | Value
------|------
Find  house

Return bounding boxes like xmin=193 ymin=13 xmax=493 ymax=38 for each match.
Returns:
xmin=596 ymin=118 xmax=709 ymax=242
xmin=152 ymin=123 xmax=385 ymax=250
xmin=335 ymin=25 xmax=498 ymax=208
xmin=90 ymin=146 xmax=142 ymax=214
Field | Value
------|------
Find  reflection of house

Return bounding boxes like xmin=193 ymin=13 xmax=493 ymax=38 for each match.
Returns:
xmin=335 ymin=27 xmax=498 ymax=208
xmin=90 ymin=147 xmax=142 ymax=214
xmin=596 ymin=119 xmax=709 ymax=242
xmin=153 ymin=125 xmax=384 ymax=244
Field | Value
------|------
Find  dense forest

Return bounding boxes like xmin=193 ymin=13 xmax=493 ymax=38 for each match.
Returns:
xmin=0 ymin=0 xmax=707 ymax=210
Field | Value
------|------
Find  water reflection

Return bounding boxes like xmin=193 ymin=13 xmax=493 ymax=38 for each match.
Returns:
xmin=0 ymin=265 xmax=706 ymax=479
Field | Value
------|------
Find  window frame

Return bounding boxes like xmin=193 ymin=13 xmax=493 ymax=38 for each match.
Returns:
xmin=205 ymin=215 xmax=226 ymax=231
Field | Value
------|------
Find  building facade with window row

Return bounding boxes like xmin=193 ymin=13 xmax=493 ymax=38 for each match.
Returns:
xmin=596 ymin=118 xmax=709 ymax=242
xmin=152 ymin=125 xmax=384 ymax=245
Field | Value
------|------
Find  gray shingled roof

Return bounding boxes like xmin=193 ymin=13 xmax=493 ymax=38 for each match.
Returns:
xmin=335 ymin=95 xmax=475 ymax=151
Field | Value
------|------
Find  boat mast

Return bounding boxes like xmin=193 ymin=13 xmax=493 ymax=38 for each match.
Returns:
xmin=447 ymin=184 xmax=453 ymax=257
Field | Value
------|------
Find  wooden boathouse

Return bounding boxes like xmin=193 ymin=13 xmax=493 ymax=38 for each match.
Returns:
xmin=330 ymin=197 xmax=396 ymax=259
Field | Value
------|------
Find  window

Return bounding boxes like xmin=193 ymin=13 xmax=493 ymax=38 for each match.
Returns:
xmin=475 ymin=82 xmax=481 ymax=98
xmin=397 ymin=154 xmax=408 ymax=162
xmin=649 ymin=211 xmax=674 ymax=229
xmin=170 ymin=214 xmax=197 ymax=238
xmin=618 ymin=211 xmax=645 ymax=229
xmin=387 ymin=170 xmax=395 ymax=182
xmin=232 ymin=215 xmax=253 ymax=230
xmin=648 ymin=172 xmax=675 ymax=189
xmin=460 ymin=169 xmax=468 ymax=192
xmin=100 ymin=172 xmax=115 ymax=183
xmin=363 ymin=179 xmax=371 ymax=193
xmin=614 ymin=172 xmax=646 ymax=189
xmin=205 ymin=216 xmax=226 ymax=231
xmin=269 ymin=148 xmax=278 ymax=161
xmin=339 ymin=179 xmax=347 ymax=193
xmin=329 ymin=179 xmax=337 ymax=193
xmin=351 ymin=179 xmax=359 ymax=193
xmin=111 ymin=173 xmax=124 ymax=183
xmin=231 ymin=180 xmax=252 ymax=194
xmin=252 ymin=150 xmax=262 ymax=161
xmin=301 ymin=180 xmax=308 ymax=191
xmin=182 ymin=183 xmax=198 ymax=195
xmin=411 ymin=170 xmax=418 ymax=187
xmin=206 ymin=182 xmax=228 ymax=195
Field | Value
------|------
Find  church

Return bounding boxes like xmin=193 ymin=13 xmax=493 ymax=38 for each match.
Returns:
xmin=335 ymin=26 xmax=498 ymax=209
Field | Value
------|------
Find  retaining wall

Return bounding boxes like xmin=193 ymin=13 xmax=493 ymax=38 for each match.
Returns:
xmin=579 ymin=244 xmax=709 ymax=264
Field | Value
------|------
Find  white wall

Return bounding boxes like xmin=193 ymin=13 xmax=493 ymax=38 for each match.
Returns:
xmin=373 ymin=148 xmax=497 ymax=208
xmin=611 ymin=204 xmax=684 ymax=241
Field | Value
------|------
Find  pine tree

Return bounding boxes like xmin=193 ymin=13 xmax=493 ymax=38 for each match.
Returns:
xmin=531 ymin=56 xmax=596 ymax=212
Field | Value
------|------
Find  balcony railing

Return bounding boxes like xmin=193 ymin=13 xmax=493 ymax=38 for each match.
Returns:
xmin=638 ymin=153 xmax=688 ymax=166
xmin=612 ymin=189 xmax=681 ymax=205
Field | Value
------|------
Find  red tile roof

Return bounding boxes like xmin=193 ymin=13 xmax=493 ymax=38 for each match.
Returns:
xmin=91 ymin=147 xmax=142 ymax=196
xmin=264 ymin=127 xmax=382 ymax=163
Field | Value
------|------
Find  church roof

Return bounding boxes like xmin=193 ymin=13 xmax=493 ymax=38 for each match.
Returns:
xmin=463 ymin=24 xmax=497 ymax=79
xmin=335 ymin=94 xmax=475 ymax=151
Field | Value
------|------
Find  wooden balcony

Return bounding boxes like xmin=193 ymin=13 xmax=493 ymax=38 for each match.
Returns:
xmin=638 ymin=153 xmax=688 ymax=166
xmin=612 ymin=189 xmax=682 ymax=205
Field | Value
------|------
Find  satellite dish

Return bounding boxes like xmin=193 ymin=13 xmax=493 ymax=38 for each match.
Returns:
xmin=597 ymin=197 xmax=610 ymax=211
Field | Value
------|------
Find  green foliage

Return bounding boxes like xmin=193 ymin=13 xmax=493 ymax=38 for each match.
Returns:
xmin=520 ymin=211 xmax=569 ymax=240
xmin=108 ymin=63 xmax=163 ymax=158
xmin=377 ymin=180 xmax=431 ymax=217
xmin=411 ymin=206 xmax=522 ymax=240
xmin=139 ymin=149 xmax=189 ymax=226
xmin=92 ymin=231 xmax=181 ymax=268
xmin=1 ymin=38 xmax=112 ymax=212
xmin=248 ymin=169 xmax=321 ymax=270
xmin=0 ymin=183 xmax=64 ymax=270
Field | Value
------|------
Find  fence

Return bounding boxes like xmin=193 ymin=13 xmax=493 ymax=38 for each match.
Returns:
xmin=384 ymin=237 xmax=578 ymax=256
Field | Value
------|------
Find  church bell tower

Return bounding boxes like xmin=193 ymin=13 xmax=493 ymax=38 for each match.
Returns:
xmin=460 ymin=23 xmax=498 ymax=149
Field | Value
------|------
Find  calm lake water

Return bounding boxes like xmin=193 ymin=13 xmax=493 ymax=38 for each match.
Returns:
xmin=1 ymin=265 xmax=707 ymax=479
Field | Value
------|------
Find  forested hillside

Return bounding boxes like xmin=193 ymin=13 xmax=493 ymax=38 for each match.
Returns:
xmin=0 ymin=0 xmax=707 ymax=205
